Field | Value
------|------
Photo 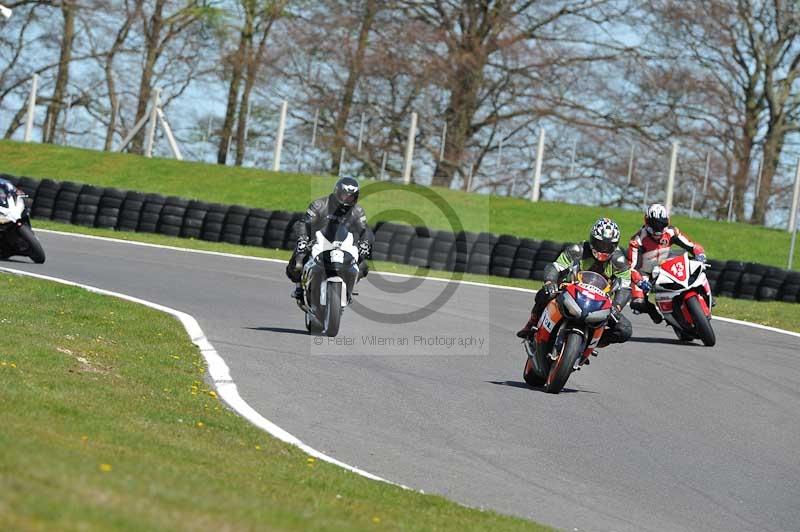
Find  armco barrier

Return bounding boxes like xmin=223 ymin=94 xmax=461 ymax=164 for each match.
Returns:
xmin=3 ymin=174 xmax=799 ymax=304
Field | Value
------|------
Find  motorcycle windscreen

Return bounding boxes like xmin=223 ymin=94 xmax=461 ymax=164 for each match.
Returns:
xmin=320 ymin=221 xmax=352 ymax=245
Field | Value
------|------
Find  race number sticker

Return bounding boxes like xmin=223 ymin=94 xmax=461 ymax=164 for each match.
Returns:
xmin=542 ymin=311 xmax=556 ymax=332
xmin=331 ymin=250 xmax=344 ymax=263
xmin=669 ymin=261 xmax=685 ymax=280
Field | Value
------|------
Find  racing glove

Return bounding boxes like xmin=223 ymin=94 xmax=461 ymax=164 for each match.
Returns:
xmin=357 ymin=240 xmax=371 ymax=258
xmin=295 ymin=235 xmax=310 ymax=253
xmin=695 ymin=253 xmax=707 ymax=264
xmin=637 ymin=278 xmax=652 ymax=294
xmin=609 ymin=305 xmax=623 ymax=325
xmin=543 ymin=282 xmax=558 ymax=298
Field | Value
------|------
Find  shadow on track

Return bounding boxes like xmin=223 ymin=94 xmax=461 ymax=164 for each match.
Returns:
xmin=628 ymin=336 xmax=702 ymax=347
xmin=487 ymin=380 xmax=597 ymax=394
xmin=245 ymin=326 xmax=309 ymax=336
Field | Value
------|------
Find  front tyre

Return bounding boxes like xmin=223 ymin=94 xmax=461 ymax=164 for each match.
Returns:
xmin=687 ymin=297 xmax=715 ymax=346
xmin=545 ymin=332 xmax=583 ymax=394
xmin=324 ymin=282 xmax=342 ymax=337
xmin=19 ymin=224 xmax=45 ymax=264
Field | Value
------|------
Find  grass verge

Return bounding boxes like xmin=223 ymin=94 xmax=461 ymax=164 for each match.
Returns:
xmin=2 ymin=140 xmax=799 ymax=269
xmin=32 ymin=220 xmax=800 ymax=334
xmin=0 ymin=273 xmax=551 ymax=531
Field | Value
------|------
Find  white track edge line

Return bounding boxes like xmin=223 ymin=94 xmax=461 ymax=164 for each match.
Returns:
xmin=37 ymin=228 xmax=800 ymax=338
xmin=0 ymin=266 xmax=404 ymax=487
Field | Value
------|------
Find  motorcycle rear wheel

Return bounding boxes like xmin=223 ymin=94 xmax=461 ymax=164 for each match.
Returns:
xmin=523 ymin=355 xmax=546 ymax=387
xmin=19 ymin=224 xmax=45 ymax=264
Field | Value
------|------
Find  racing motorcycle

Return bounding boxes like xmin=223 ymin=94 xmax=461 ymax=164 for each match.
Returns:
xmin=297 ymin=221 xmax=359 ymax=337
xmin=650 ymin=252 xmax=715 ymax=346
xmin=523 ymin=270 xmax=613 ymax=394
xmin=0 ymin=184 xmax=45 ymax=264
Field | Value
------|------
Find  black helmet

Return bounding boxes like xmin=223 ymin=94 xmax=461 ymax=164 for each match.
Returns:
xmin=644 ymin=203 xmax=669 ymax=237
xmin=332 ymin=177 xmax=359 ymax=208
xmin=589 ymin=217 xmax=620 ymax=261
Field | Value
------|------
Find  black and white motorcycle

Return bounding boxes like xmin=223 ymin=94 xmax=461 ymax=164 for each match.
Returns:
xmin=0 ymin=183 xmax=46 ymax=264
xmin=297 ymin=222 xmax=360 ymax=337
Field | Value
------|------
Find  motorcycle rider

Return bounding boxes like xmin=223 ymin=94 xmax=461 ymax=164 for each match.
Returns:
xmin=286 ymin=177 xmax=374 ymax=300
xmin=627 ymin=204 xmax=706 ymax=324
xmin=516 ymin=217 xmax=633 ymax=346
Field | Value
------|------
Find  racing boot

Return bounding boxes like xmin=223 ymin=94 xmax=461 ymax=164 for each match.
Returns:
xmin=291 ymin=283 xmax=304 ymax=301
xmin=516 ymin=312 xmax=539 ymax=339
xmin=643 ymin=299 xmax=663 ymax=324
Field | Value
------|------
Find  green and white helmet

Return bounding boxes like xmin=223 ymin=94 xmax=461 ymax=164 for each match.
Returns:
xmin=589 ymin=217 xmax=620 ymax=261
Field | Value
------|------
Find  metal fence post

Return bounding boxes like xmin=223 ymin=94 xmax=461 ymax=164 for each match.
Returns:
xmin=531 ymin=128 xmax=545 ymax=202
xmin=310 ymin=108 xmax=319 ymax=148
xmin=665 ymin=140 xmax=679 ymax=213
xmin=689 ymin=187 xmax=697 ymax=218
xmin=0 ymin=4 xmax=13 ymax=18
xmin=272 ymin=99 xmax=288 ymax=172
xmin=144 ymin=88 xmax=161 ymax=158
xmin=626 ymin=145 xmax=635 ymax=185
xmin=402 ymin=112 xmax=417 ymax=185
xmin=789 ymin=158 xmax=800 ymax=233
xmin=338 ymin=147 xmax=345 ymax=177
xmin=727 ymin=186 xmax=735 ymax=223
xmin=357 ymin=112 xmax=365 ymax=153
xmin=439 ymin=122 xmax=447 ymax=163
xmin=23 ymin=74 xmax=38 ymax=142
xmin=380 ymin=152 xmax=387 ymax=180
xmin=703 ymin=152 xmax=710 ymax=194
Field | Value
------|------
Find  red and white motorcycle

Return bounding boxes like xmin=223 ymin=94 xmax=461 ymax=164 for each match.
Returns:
xmin=651 ymin=253 xmax=715 ymax=346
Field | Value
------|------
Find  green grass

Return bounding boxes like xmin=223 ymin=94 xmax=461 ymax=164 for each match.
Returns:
xmin=2 ymin=140 xmax=799 ymax=269
xmin=33 ymin=220 xmax=800 ymax=334
xmin=0 ymin=273 xmax=551 ymax=531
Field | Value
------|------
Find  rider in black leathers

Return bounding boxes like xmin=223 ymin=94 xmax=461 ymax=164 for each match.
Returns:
xmin=286 ymin=177 xmax=374 ymax=299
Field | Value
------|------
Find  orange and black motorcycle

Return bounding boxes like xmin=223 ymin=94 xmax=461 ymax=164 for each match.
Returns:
xmin=523 ymin=271 xmax=613 ymax=393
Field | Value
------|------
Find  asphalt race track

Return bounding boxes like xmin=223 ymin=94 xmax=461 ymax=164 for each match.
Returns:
xmin=9 ymin=231 xmax=800 ymax=532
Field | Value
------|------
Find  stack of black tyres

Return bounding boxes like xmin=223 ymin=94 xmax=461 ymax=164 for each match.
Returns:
xmin=117 ymin=191 xmax=146 ymax=231
xmin=243 ymin=208 xmax=271 ymax=246
xmin=138 ymin=194 xmax=166 ymax=233
xmin=779 ymin=272 xmax=800 ymax=303
xmin=533 ymin=241 xmax=564 ymax=280
xmin=388 ymin=224 xmax=415 ymax=264
xmin=370 ymin=222 xmax=394 ymax=262
xmin=72 ymin=185 xmax=103 ymax=227
xmin=407 ymin=227 xmax=435 ymax=268
xmin=429 ymin=231 xmax=456 ymax=271
xmin=757 ymin=267 xmax=785 ymax=301
xmin=222 ymin=205 xmax=249 ymax=245
xmin=264 ymin=210 xmax=292 ymax=248
xmin=468 ymin=232 xmax=497 ymax=275
xmin=157 ymin=196 xmax=188 ymax=236
xmin=95 ymin=188 xmax=125 ymax=229
xmin=511 ymin=238 xmax=539 ymax=279
xmin=17 ymin=177 xmax=40 ymax=210
xmin=705 ymin=259 xmax=724 ymax=292
xmin=490 ymin=235 xmax=519 ymax=278
xmin=201 ymin=204 xmax=227 ymax=242
xmin=181 ymin=200 xmax=209 ymax=239
xmin=31 ymin=179 xmax=59 ymax=219
xmin=52 ymin=182 xmax=82 ymax=224
xmin=718 ymin=261 xmax=744 ymax=298
xmin=453 ymin=231 xmax=477 ymax=272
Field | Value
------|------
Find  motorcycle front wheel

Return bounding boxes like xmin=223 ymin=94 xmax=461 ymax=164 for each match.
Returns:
xmin=324 ymin=282 xmax=342 ymax=337
xmin=18 ymin=224 xmax=45 ymax=264
xmin=687 ymin=297 xmax=715 ymax=347
xmin=544 ymin=332 xmax=583 ymax=394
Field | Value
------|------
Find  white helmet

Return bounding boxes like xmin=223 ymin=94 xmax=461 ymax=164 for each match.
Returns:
xmin=645 ymin=203 xmax=669 ymax=237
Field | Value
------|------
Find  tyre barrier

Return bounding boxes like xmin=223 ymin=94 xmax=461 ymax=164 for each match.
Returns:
xmin=5 ymin=174 xmax=800 ymax=304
